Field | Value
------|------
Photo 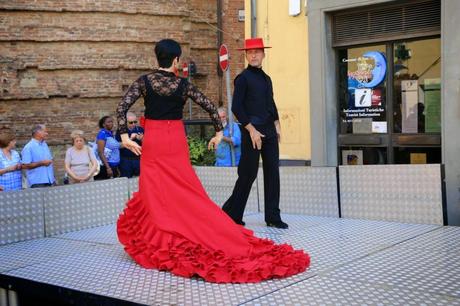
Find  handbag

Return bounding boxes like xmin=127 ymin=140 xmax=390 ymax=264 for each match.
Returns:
xmin=86 ymin=145 xmax=100 ymax=176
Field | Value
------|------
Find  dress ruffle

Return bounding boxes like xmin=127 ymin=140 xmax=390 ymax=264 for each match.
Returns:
xmin=117 ymin=192 xmax=310 ymax=283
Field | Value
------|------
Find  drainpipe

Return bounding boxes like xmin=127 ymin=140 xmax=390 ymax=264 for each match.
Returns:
xmin=217 ymin=0 xmax=223 ymax=105
xmin=251 ymin=0 xmax=257 ymax=37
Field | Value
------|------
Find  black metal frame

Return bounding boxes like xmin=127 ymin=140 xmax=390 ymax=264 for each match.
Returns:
xmin=336 ymin=36 xmax=441 ymax=165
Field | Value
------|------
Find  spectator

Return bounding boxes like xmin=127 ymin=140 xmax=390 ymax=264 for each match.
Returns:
xmin=21 ymin=124 xmax=55 ymax=188
xmin=116 ymin=112 xmax=144 ymax=178
xmin=94 ymin=116 xmax=120 ymax=180
xmin=215 ymin=107 xmax=241 ymax=167
xmin=65 ymin=130 xmax=98 ymax=184
xmin=0 ymin=128 xmax=22 ymax=191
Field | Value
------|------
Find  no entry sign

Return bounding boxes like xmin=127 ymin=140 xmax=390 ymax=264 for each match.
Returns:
xmin=219 ymin=44 xmax=229 ymax=71
xmin=182 ymin=62 xmax=189 ymax=78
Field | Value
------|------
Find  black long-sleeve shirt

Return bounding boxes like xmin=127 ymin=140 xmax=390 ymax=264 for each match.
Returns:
xmin=231 ymin=65 xmax=279 ymax=127
xmin=116 ymin=69 xmax=223 ymax=134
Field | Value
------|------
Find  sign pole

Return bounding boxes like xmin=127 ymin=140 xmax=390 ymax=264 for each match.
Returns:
xmin=225 ymin=67 xmax=235 ymax=166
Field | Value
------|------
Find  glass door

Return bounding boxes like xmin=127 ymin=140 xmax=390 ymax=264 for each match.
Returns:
xmin=338 ymin=44 xmax=388 ymax=165
xmin=392 ymin=37 xmax=441 ymax=164
xmin=337 ymin=37 xmax=441 ymax=165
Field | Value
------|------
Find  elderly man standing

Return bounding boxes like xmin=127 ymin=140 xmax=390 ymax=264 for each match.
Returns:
xmin=22 ymin=124 xmax=55 ymax=188
xmin=222 ymin=38 xmax=288 ymax=229
xmin=116 ymin=112 xmax=144 ymax=178
xmin=215 ymin=107 xmax=241 ymax=167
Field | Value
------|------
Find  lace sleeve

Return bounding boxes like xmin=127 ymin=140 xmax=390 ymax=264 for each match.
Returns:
xmin=184 ymin=81 xmax=223 ymax=132
xmin=116 ymin=76 xmax=146 ymax=134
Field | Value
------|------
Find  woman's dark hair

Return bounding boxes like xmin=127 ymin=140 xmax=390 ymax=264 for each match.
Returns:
xmin=98 ymin=116 xmax=111 ymax=129
xmin=155 ymin=39 xmax=182 ymax=68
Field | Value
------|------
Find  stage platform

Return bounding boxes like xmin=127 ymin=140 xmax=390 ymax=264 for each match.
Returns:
xmin=1 ymin=212 xmax=460 ymax=305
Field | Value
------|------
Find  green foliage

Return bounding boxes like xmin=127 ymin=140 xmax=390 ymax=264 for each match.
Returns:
xmin=187 ymin=136 xmax=216 ymax=166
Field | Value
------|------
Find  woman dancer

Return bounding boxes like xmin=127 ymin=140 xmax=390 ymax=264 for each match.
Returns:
xmin=116 ymin=39 xmax=309 ymax=283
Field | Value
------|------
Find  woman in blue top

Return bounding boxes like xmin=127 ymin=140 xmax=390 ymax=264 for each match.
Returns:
xmin=94 ymin=116 xmax=121 ymax=180
xmin=0 ymin=128 xmax=22 ymax=191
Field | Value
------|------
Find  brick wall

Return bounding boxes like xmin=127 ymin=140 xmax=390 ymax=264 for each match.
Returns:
xmin=0 ymin=0 xmax=244 ymax=183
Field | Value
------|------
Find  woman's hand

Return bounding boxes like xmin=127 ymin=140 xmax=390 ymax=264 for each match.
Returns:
xmin=6 ymin=165 xmax=18 ymax=172
xmin=106 ymin=166 xmax=114 ymax=178
xmin=208 ymin=131 xmax=223 ymax=150
xmin=76 ymin=176 xmax=87 ymax=183
xmin=121 ymin=133 xmax=142 ymax=156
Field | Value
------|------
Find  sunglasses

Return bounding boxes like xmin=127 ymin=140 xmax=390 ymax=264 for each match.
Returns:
xmin=128 ymin=121 xmax=137 ymax=124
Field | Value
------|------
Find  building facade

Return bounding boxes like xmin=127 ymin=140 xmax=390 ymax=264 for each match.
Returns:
xmin=246 ymin=0 xmax=459 ymax=225
xmin=308 ymin=0 xmax=459 ymax=225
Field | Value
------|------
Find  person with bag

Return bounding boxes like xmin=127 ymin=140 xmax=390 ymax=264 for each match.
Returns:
xmin=0 ymin=127 xmax=22 ymax=191
xmin=64 ymin=130 xmax=98 ymax=184
xmin=94 ymin=116 xmax=121 ymax=180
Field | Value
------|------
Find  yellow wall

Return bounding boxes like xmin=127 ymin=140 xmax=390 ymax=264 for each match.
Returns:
xmin=244 ymin=0 xmax=311 ymax=160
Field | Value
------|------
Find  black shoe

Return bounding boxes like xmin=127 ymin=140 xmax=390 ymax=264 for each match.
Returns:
xmin=266 ymin=221 xmax=289 ymax=229
xmin=236 ymin=220 xmax=246 ymax=226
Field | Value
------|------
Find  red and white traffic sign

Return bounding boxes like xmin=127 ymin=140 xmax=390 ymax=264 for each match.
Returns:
xmin=219 ymin=44 xmax=229 ymax=71
xmin=182 ymin=62 xmax=189 ymax=78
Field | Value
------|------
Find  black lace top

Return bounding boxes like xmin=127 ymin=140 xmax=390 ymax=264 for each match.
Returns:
xmin=116 ymin=69 xmax=223 ymax=134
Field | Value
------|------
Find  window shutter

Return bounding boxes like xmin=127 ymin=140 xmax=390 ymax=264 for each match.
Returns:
xmin=332 ymin=0 xmax=441 ymax=47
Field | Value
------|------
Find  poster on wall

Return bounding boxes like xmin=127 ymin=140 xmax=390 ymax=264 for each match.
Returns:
xmin=424 ymin=78 xmax=441 ymax=133
xmin=342 ymin=150 xmax=363 ymax=165
xmin=401 ymin=80 xmax=418 ymax=133
xmin=410 ymin=153 xmax=427 ymax=164
xmin=343 ymin=51 xmax=387 ymax=133
xmin=355 ymin=88 xmax=372 ymax=107
xmin=372 ymin=121 xmax=387 ymax=133
xmin=352 ymin=118 xmax=372 ymax=134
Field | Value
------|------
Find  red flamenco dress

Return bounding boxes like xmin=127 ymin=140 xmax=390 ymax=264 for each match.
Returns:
xmin=116 ymin=70 xmax=310 ymax=283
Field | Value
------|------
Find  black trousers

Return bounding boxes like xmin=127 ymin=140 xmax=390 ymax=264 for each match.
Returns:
xmin=94 ymin=164 xmax=120 ymax=180
xmin=119 ymin=158 xmax=140 ymax=178
xmin=222 ymin=122 xmax=281 ymax=223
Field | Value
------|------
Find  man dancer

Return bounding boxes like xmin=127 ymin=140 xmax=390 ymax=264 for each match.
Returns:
xmin=222 ymin=38 xmax=288 ymax=229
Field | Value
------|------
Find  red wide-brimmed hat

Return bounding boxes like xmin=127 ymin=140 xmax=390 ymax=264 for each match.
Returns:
xmin=237 ymin=38 xmax=272 ymax=51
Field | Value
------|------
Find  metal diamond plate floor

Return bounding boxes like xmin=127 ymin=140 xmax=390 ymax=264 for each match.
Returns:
xmin=1 ymin=213 xmax=460 ymax=305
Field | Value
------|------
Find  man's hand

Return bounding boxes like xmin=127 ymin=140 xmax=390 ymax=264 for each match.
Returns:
xmin=208 ymin=131 xmax=223 ymax=150
xmin=41 ymin=159 xmax=53 ymax=166
xmin=245 ymin=123 xmax=265 ymax=150
xmin=121 ymin=133 xmax=142 ymax=156
xmin=274 ymin=120 xmax=281 ymax=143
xmin=222 ymin=136 xmax=234 ymax=145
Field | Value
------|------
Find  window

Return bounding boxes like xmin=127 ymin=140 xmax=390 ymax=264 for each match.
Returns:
xmin=337 ymin=38 xmax=441 ymax=165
